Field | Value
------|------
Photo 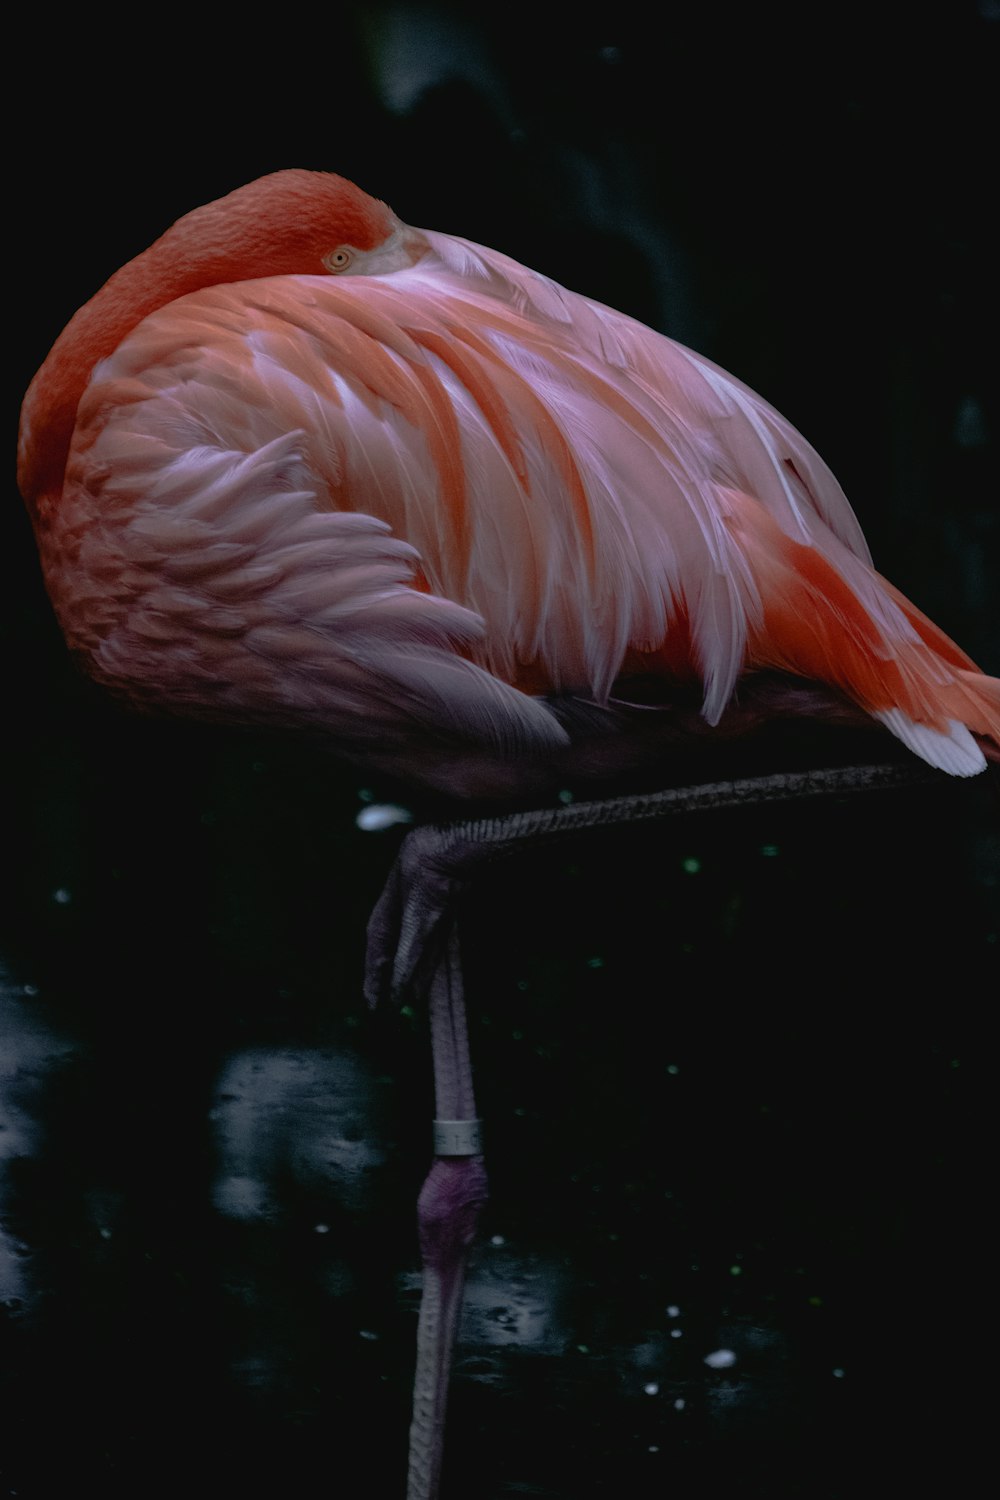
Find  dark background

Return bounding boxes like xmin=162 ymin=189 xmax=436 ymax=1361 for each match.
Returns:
xmin=3 ymin=5 xmax=997 ymax=1496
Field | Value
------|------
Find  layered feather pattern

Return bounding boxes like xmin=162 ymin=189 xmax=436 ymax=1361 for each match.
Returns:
xmin=19 ymin=171 xmax=999 ymax=791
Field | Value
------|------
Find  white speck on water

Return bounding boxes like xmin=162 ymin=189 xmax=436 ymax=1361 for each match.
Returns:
xmin=673 ymin=1398 xmax=686 ymax=1410
xmin=359 ymin=1329 xmax=379 ymax=1341
xmin=355 ymin=803 xmax=413 ymax=832
xmin=558 ymin=789 xmax=574 ymax=804
xmin=666 ymin=1304 xmax=680 ymax=1317
xmin=704 ymin=1348 xmax=737 ymax=1369
xmin=647 ymin=1444 xmax=660 ymax=1453
xmin=314 ymin=1223 xmax=330 ymax=1235
xmin=670 ymin=1328 xmax=683 ymax=1339
xmin=99 ymin=1228 xmax=112 ymax=1240
xmin=832 ymin=1367 xmax=846 ymax=1378
xmin=490 ymin=1234 xmax=506 ymax=1247
xmin=666 ymin=1064 xmax=680 ymax=1075
xmin=682 ymin=857 xmax=701 ymax=874
xmin=644 ymin=1381 xmax=659 ymax=1396
xmin=22 ymin=984 xmax=39 ymax=997
xmin=52 ymin=889 xmax=71 ymax=905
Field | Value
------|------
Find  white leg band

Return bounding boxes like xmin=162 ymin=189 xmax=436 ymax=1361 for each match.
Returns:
xmin=433 ymin=1119 xmax=483 ymax=1155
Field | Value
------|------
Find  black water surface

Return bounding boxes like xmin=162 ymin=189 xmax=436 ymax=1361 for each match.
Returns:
xmin=1 ymin=737 xmax=994 ymax=1497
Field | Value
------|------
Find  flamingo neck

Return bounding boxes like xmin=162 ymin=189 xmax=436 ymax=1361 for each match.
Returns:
xmin=17 ymin=238 xmax=250 ymax=516
xmin=19 ymin=172 xmax=400 ymax=519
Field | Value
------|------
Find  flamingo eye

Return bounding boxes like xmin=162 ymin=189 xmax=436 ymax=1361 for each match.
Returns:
xmin=323 ymin=247 xmax=354 ymax=273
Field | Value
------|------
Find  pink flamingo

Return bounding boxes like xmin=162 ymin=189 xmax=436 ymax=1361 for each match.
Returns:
xmin=17 ymin=170 xmax=998 ymax=1497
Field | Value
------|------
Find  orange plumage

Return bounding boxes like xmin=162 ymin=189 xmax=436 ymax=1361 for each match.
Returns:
xmin=17 ymin=170 xmax=1000 ymax=795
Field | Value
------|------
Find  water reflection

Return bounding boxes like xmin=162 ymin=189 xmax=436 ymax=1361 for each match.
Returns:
xmin=210 ymin=1046 xmax=386 ymax=1222
xmin=0 ymin=966 xmax=77 ymax=1311
xmin=0 ymin=932 xmax=982 ymax=1497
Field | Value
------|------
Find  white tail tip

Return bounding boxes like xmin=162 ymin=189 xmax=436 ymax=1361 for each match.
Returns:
xmin=874 ymin=708 xmax=987 ymax=777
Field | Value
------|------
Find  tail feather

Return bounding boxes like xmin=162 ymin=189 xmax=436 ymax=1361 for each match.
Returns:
xmin=728 ymin=493 xmax=1000 ymax=775
xmin=872 ymin=710 xmax=985 ymax=778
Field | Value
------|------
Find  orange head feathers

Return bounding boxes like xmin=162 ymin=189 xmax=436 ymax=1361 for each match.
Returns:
xmin=153 ymin=169 xmax=400 ymax=280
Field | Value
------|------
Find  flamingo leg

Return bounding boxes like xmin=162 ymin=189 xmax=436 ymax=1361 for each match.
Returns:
xmin=365 ymin=760 xmax=940 ymax=1498
xmin=406 ymin=927 xmax=488 ymax=1500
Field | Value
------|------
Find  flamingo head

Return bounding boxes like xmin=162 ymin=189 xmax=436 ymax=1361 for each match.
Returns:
xmin=158 ymin=169 xmax=422 ymax=282
xmin=18 ymin=170 xmax=422 ymax=509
